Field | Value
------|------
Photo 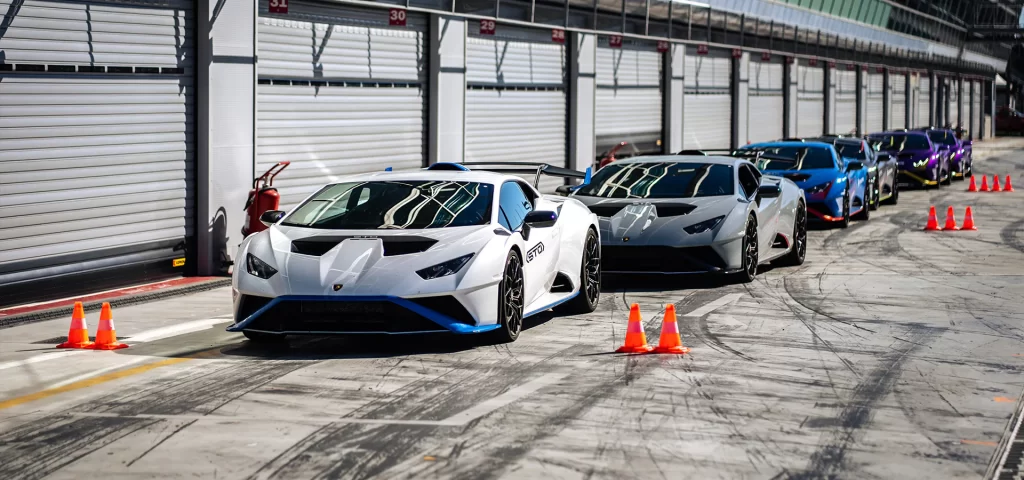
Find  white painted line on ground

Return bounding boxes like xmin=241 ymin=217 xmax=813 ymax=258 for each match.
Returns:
xmin=0 ymin=351 xmax=80 ymax=373
xmin=683 ymin=293 xmax=743 ymax=317
xmin=441 ymin=372 xmax=568 ymax=426
xmin=0 ymin=317 xmax=232 ymax=373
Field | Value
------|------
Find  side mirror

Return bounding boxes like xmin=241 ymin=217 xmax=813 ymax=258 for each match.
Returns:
xmin=846 ymin=161 xmax=864 ymax=172
xmin=555 ymin=185 xmax=574 ymax=196
xmin=757 ymin=184 xmax=782 ymax=198
xmin=260 ymin=210 xmax=285 ymax=226
xmin=964 ymin=140 xmax=973 ymax=146
xmin=524 ymin=210 xmax=558 ymax=228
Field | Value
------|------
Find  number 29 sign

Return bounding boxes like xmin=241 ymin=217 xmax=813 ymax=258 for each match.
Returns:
xmin=269 ymin=0 xmax=287 ymax=14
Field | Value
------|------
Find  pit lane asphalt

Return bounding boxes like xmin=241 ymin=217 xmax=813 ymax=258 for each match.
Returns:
xmin=2 ymin=143 xmax=1024 ymax=480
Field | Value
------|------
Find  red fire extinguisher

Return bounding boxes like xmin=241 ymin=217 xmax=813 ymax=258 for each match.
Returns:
xmin=243 ymin=162 xmax=289 ymax=237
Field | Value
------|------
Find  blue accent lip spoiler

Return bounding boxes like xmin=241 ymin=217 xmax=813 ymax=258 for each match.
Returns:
xmin=227 ymin=295 xmax=502 ymax=335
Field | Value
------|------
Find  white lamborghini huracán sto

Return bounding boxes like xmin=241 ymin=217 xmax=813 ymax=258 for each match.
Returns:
xmin=229 ymin=163 xmax=601 ymax=344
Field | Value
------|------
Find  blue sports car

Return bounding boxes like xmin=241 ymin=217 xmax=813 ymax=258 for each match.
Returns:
xmin=741 ymin=141 xmax=867 ymax=228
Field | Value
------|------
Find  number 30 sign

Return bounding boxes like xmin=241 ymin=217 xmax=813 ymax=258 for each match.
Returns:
xmin=269 ymin=0 xmax=287 ymax=14
xmin=389 ymin=8 xmax=406 ymax=26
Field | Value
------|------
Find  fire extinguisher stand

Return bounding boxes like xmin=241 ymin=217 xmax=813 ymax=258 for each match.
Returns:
xmin=243 ymin=162 xmax=290 ymax=237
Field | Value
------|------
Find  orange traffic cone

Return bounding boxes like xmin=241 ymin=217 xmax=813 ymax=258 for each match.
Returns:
xmin=942 ymin=206 xmax=960 ymax=231
xmin=653 ymin=305 xmax=690 ymax=354
xmin=961 ymin=206 xmax=977 ymax=230
xmin=57 ymin=302 xmax=93 ymax=349
xmin=992 ymin=175 xmax=1002 ymax=192
xmin=980 ymin=175 xmax=990 ymax=192
xmin=616 ymin=304 xmax=653 ymax=353
xmin=924 ymin=206 xmax=940 ymax=231
xmin=89 ymin=303 xmax=128 ymax=350
xmin=1006 ymin=175 xmax=1014 ymax=192
xmin=967 ymin=176 xmax=978 ymax=192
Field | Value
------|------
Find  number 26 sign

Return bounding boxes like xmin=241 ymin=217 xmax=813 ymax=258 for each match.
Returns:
xmin=269 ymin=0 xmax=287 ymax=14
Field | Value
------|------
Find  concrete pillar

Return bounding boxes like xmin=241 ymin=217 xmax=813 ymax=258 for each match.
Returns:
xmin=956 ymin=77 xmax=964 ymax=129
xmin=927 ymin=71 xmax=936 ymax=127
xmin=990 ymin=79 xmax=997 ymax=138
xmin=663 ymin=44 xmax=685 ymax=154
xmin=904 ymin=74 xmax=912 ymax=130
xmin=733 ymin=52 xmax=749 ymax=148
xmin=825 ymin=63 xmax=836 ymax=134
xmin=856 ymin=67 xmax=866 ymax=136
xmin=784 ymin=59 xmax=797 ymax=138
xmin=428 ymin=15 xmax=466 ymax=165
xmin=195 ymin=0 xmax=256 ymax=275
xmin=882 ymin=69 xmax=891 ymax=131
xmin=568 ymin=32 xmax=596 ymax=172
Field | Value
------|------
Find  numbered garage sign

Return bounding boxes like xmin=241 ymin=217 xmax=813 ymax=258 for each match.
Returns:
xmin=696 ymin=44 xmax=709 ymax=55
xmin=389 ymin=8 xmax=406 ymax=26
xmin=268 ymin=0 xmax=287 ymax=14
xmin=480 ymin=19 xmax=496 ymax=35
xmin=609 ymin=35 xmax=622 ymax=48
xmin=657 ymin=40 xmax=669 ymax=53
xmin=551 ymin=28 xmax=565 ymax=44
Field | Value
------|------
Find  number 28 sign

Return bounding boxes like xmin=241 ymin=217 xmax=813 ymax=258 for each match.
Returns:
xmin=269 ymin=0 xmax=287 ymax=14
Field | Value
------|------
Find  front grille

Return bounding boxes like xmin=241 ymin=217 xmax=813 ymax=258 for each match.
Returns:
xmin=806 ymin=202 xmax=833 ymax=218
xmin=237 ymin=295 xmax=273 ymax=321
xmin=602 ymin=246 xmax=727 ymax=273
xmin=408 ymin=296 xmax=475 ymax=325
xmin=244 ymin=299 xmax=447 ymax=333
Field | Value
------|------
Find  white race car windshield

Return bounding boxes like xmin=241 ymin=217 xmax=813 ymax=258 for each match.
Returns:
xmin=282 ymin=181 xmax=493 ymax=230
xmin=574 ymin=162 xmax=734 ymax=198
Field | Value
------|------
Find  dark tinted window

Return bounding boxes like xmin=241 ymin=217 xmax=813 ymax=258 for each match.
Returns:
xmin=282 ymin=181 xmax=493 ymax=229
xmin=498 ymin=182 xmax=533 ymax=231
xmin=835 ymin=141 xmax=868 ymax=160
xmin=738 ymin=165 xmax=759 ymax=198
xmin=927 ymin=130 xmax=958 ymax=146
xmin=573 ymin=162 xmax=735 ymax=198
xmin=869 ymin=134 xmax=931 ymax=151
xmin=743 ymin=146 xmax=836 ymax=171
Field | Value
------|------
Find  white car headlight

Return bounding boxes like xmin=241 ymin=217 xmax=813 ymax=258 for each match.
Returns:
xmin=683 ymin=216 xmax=725 ymax=235
xmin=417 ymin=254 xmax=474 ymax=280
xmin=246 ymin=254 xmax=278 ymax=279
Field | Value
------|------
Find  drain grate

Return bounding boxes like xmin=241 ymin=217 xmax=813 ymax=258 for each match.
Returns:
xmin=994 ymin=398 xmax=1024 ymax=479
xmin=32 ymin=336 xmax=131 ymax=345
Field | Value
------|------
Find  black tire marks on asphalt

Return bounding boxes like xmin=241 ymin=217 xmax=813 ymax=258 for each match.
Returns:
xmin=786 ymin=326 xmax=940 ymax=479
xmin=1000 ymin=218 xmax=1024 ymax=255
xmin=0 ymin=359 xmax=308 ymax=480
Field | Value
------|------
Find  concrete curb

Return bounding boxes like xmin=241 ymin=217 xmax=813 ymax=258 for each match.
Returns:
xmin=0 ymin=278 xmax=232 ymax=330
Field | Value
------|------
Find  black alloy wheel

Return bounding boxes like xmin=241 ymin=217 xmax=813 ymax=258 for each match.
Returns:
xmin=492 ymin=251 xmax=524 ymax=343
xmin=884 ymin=176 xmax=900 ymax=205
xmin=838 ymin=191 xmax=851 ymax=229
xmin=869 ymin=178 xmax=880 ymax=211
xmin=731 ymin=215 xmax=758 ymax=284
xmin=556 ymin=229 xmax=601 ymax=314
xmin=777 ymin=202 xmax=807 ymax=267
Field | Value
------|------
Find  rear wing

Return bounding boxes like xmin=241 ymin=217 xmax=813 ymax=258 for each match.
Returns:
xmin=427 ymin=162 xmax=590 ymax=189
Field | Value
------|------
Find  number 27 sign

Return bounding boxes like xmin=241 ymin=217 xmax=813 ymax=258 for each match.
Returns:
xmin=269 ymin=0 xmax=287 ymax=14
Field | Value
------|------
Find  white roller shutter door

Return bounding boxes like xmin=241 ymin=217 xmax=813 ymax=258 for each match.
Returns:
xmin=917 ymin=76 xmax=930 ymax=127
xmin=0 ymin=0 xmax=194 ymax=287
xmin=258 ymin=3 xmax=426 ymax=210
xmin=747 ymin=57 xmax=783 ymax=143
xmin=596 ymin=40 xmax=662 ymax=155
xmin=866 ymin=71 xmax=884 ymax=135
xmin=890 ymin=73 xmax=907 ymax=130
xmin=834 ymin=70 xmax=857 ymax=135
xmin=796 ymin=62 xmax=824 ymax=138
xmin=466 ymin=26 xmax=566 ymax=193
xmin=684 ymin=48 xmax=731 ymax=150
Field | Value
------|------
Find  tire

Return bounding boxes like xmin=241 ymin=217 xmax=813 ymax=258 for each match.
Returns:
xmin=555 ymin=229 xmax=601 ymax=315
xmin=243 ymin=330 xmax=286 ymax=344
xmin=838 ymin=191 xmax=851 ymax=229
xmin=868 ymin=178 xmax=880 ymax=211
xmin=490 ymin=250 xmax=525 ymax=344
xmin=730 ymin=215 xmax=758 ymax=284
xmin=775 ymin=201 xmax=807 ymax=267
xmin=941 ymin=167 xmax=952 ymax=186
xmin=884 ymin=177 xmax=899 ymax=205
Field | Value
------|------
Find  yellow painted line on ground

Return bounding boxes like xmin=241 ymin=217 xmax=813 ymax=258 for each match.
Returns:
xmin=961 ymin=440 xmax=998 ymax=447
xmin=994 ymin=396 xmax=1016 ymax=403
xmin=0 ymin=357 xmax=190 ymax=411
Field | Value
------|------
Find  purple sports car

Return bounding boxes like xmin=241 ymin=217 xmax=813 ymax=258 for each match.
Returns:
xmin=868 ymin=131 xmax=950 ymax=189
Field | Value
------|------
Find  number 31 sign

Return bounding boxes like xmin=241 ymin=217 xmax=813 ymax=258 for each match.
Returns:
xmin=269 ymin=0 xmax=287 ymax=14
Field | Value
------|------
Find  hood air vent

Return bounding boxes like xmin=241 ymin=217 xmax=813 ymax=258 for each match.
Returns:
xmin=291 ymin=236 xmax=438 ymax=257
xmin=782 ymin=173 xmax=811 ymax=182
xmin=586 ymin=205 xmax=623 ymax=217
xmin=587 ymin=203 xmax=695 ymax=218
